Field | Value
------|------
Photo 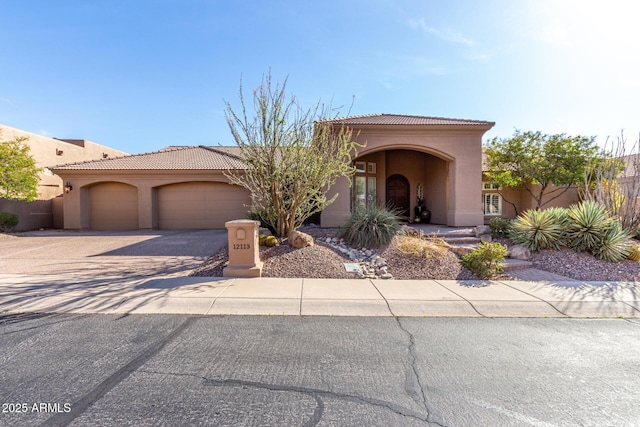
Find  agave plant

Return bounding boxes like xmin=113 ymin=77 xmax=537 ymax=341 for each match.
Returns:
xmin=338 ymin=205 xmax=402 ymax=248
xmin=566 ymin=201 xmax=613 ymax=252
xmin=591 ymin=222 xmax=632 ymax=262
xmin=509 ymin=209 xmax=565 ymax=251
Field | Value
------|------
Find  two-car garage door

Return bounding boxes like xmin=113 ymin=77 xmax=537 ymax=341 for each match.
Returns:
xmin=88 ymin=181 xmax=250 ymax=230
xmin=157 ymin=182 xmax=251 ymax=229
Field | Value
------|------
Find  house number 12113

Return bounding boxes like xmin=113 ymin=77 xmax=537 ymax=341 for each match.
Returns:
xmin=233 ymin=244 xmax=251 ymax=250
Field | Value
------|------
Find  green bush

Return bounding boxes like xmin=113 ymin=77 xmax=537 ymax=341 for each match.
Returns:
xmin=0 ymin=212 xmax=19 ymax=232
xmin=339 ymin=205 xmax=402 ymax=248
xmin=566 ymin=201 xmax=613 ymax=253
xmin=489 ymin=217 xmax=512 ymax=238
xmin=461 ymin=242 xmax=508 ymax=279
xmin=509 ymin=209 xmax=565 ymax=251
xmin=247 ymin=206 xmax=276 ymax=234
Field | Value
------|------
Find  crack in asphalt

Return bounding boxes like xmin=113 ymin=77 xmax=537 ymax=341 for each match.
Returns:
xmin=394 ymin=317 xmax=446 ymax=427
xmin=39 ymin=316 xmax=197 ymax=427
xmin=201 ymin=377 xmax=433 ymax=425
xmin=370 ymin=280 xmax=445 ymax=426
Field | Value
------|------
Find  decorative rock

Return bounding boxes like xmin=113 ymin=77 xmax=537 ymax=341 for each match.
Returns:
xmin=450 ymin=245 xmax=475 ymax=256
xmin=474 ymin=225 xmax=491 ymax=237
xmin=479 ymin=234 xmax=493 ymax=242
xmin=319 ymin=237 xmax=395 ymax=280
xmin=288 ymin=230 xmax=314 ymax=248
xmin=510 ymin=245 xmax=531 ymax=260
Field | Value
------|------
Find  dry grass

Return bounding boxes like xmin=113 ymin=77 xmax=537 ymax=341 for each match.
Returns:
xmin=394 ymin=234 xmax=449 ymax=259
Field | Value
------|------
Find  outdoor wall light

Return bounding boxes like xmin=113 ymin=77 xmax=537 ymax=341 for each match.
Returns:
xmin=64 ymin=182 xmax=73 ymax=193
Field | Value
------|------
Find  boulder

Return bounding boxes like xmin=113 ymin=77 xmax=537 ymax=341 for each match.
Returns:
xmin=474 ymin=225 xmax=491 ymax=237
xmin=479 ymin=234 xmax=493 ymax=242
xmin=288 ymin=230 xmax=314 ymax=248
xmin=510 ymin=245 xmax=531 ymax=260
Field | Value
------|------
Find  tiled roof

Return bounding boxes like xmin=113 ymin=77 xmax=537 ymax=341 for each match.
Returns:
xmin=324 ymin=113 xmax=494 ymax=127
xmin=51 ymin=146 xmax=246 ymax=171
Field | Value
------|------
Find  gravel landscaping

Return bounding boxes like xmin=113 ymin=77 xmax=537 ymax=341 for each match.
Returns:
xmin=529 ymin=248 xmax=640 ymax=281
xmin=190 ymin=224 xmax=640 ymax=281
xmin=191 ymin=225 xmax=475 ymax=280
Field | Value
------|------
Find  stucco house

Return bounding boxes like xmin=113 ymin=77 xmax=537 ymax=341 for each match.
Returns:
xmin=51 ymin=114 xmax=498 ymax=231
xmin=0 ymin=124 xmax=127 ymax=230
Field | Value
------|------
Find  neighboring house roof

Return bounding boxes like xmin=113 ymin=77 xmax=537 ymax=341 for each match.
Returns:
xmin=51 ymin=145 xmax=246 ymax=171
xmin=324 ymin=113 xmax=495 ymax=127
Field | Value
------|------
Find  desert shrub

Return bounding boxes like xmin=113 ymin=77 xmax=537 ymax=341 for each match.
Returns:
xmin=461 ymin=242 xmax=508 ymax=279
xmin=489 ymin=217 xmax=512 ymax=238
xmin=247 ymin=206 xmax=277 ymax=234
xmin=339 ymin=205 xmax=402 ymax=248
xmin=395 ymin=234 xmax=448 ymax=259
xmin=627 ymin=242 xmax=640 ymax=261
xmin=0 ymin=212 xmax=19 ymax=232
xmin=565 ymin=201 xmax=613 ymax=252
xmin=591 ymin=221 xmax=632 ymax=262
xmin=509 ymin=209 xmax=565 ymax=251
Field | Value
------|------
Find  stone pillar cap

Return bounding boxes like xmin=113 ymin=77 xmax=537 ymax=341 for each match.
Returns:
xmin=225 ymin=219 xmax=260 ymax=226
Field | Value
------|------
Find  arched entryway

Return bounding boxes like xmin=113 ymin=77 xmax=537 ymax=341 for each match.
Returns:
xmin=386 ymin=174 xmax=410 ymax=219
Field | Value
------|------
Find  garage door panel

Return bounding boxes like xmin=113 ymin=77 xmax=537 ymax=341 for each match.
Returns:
xmin=89 ymin=183 xmax=139 ymax=230
xmin=157 ymin=182 xmax=250 ymax=229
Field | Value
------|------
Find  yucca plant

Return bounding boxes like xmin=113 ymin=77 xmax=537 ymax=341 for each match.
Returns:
xmin=545 ymin=207 xmax=570 ymax=227
xmin=339 ymin=205 xmax=402 ymax=248
xmin=566 ymin=201 xmax=613 ymax=252
xmin=509 ymin=209 xmax=565 ymax=251
xmin=591 ymin=222 xmax=632 ymax=262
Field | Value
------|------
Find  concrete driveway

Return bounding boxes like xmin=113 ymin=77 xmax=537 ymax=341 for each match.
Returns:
xmin=0 ymin=229 xmax=227 ymax=277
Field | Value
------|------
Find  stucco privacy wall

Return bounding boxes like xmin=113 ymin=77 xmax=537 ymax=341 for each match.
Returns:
xmin=321 ymin=116 xmax=494 ymax=227
xmin=0 ymin=124 xmax=127 ymax=230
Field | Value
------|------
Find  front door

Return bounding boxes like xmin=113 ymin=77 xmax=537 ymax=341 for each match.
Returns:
xmin=386 ymin=174 xmax=410 ymax=219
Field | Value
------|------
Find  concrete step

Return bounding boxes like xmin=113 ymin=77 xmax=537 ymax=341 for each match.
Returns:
xmin=503 ymin=259 xmax=533 ymax=270
xmin=443 ymin=236 xmax=482 ymax=245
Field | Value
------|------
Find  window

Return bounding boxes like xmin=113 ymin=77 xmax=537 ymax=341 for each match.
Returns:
xmin=482 ymin=193 xmax=502 ymax=215
xmin=482 ymin=182 xmax=501 ymax=190
xmin=353 ymin=161 xmax=377 ymax=209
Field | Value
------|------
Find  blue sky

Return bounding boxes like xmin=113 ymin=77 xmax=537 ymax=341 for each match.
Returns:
xmin=2 ymin=0 xmax=639 ymax=154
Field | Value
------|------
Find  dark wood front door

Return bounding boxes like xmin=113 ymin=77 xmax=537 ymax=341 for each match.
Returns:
xmin=386 ymin=174 xmax=410 ymax=219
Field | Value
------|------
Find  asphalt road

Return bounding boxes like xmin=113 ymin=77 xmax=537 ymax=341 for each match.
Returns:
xmin=1 ymin=315 xmax=639 ymax=426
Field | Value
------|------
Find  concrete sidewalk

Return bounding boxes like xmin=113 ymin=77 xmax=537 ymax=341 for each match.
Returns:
xmin=1 ymin=274 xmax=639 ymax=318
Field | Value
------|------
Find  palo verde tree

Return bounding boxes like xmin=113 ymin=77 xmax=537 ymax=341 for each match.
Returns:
xmin=484 ymin=130 xmax=598 ymax=212
xmin=224 ymin=73 xmax=360 ymax=237
xmin=0 ymin=134 xmax=41 ymax=201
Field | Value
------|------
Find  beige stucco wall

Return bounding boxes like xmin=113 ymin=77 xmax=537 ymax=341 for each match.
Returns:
xmin=0 ymin=124 xmax=127 ymax=230
xmin=322 ymin=124 xmax=492 ymax=227
xmin=481 ymin=175 xmax=580 ymax=222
